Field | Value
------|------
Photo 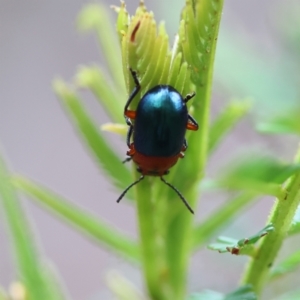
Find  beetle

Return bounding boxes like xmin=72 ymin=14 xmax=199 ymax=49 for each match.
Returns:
xmin=117 ymin=68 xmax=198 ymax=213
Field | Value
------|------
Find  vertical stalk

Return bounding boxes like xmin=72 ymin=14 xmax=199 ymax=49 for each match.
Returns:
xmin=163 ymin=0 xmax=225 ymax=297
xmin=242 ymin=145 xmax=300 ymax=294
xmin=165 ymin=187 xmax=198 ymax=300
xmin=123 ymin=1 xmax=225 ymax=298
xmin=136 ymin=176 xmax=171 ymax=300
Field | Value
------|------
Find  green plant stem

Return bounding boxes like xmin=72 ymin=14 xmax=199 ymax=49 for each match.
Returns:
xmin=135 ymin=176 xmax=171 ymax=300
xmin=190 ymin=0 xmax=225 ymax=182
xmin=160 ymin=1 xmax=224 ymax=298
xmin=242 ymin=144 xmax=300 ymax=294
xmin=121 ymin=1 xmax=225 ymax=299
xmin=165 ymin=187 xmax=198 ymax=300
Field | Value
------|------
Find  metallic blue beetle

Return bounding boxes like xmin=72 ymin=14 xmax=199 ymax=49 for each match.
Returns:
xmin=117 ymin=69 xmax=198 ymax=213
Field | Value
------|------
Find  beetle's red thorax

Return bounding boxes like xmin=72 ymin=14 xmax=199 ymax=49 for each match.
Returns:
xmin=127 ymin=144 xmax=182 ymax=176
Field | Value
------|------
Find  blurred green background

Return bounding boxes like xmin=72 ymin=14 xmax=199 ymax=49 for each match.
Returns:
xmin=0 ymin=0 xmax=299 ymax=299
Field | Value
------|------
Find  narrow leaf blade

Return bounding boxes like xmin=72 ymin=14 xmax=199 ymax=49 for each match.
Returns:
xmin=217 ymin=155 xmax=300 ymax=196
xmin=0 ymin=154 xmax=66 ymax=300
xmin=53 ymin=79 xmax=133 ymax=193
xmin=288 ymin=204 xmax=300 ymax=236
xmin=256 ymin=108 xmax=300 ymax=135
xmin=12 ymin=175 xmax=140 ymax=263
xmin=209 ymin=100 xmax=251 ymax=153
xmin=77 ymin=4 xmax=125 ymax=90
xmin=273 ymin=289 xmax=300 ymax=300
xmin=269 ymin=249 xmax=300 ymax=280
xmin=187 ymin=290 xmax=223 ymax=300
xmin=75 ymin=65 xmax=124 ymax=123
xmin=187 ymin=285 xmax=257 ymax=300
xmin=224 ymin=285 xmax=257 ymax=300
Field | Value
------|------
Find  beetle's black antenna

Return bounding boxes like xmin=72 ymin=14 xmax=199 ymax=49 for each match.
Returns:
xmin=160 ymin=177 xmax=194 ymax=214
xmin=117 ymin=175 xmax=144 ymax=203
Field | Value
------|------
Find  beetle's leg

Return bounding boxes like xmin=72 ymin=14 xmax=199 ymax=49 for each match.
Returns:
xmin=179 ymin=139 xmax=188 ymax=158
xmin=126 ymin=144 xmax=135 ymax=156
xmin=124 ymin=68 xmax=141 ymax=119
xmin=123 ymin=125 xmax=135 ymax=163
xmin=184 ymin=91 xmax=198 ymax=130
xmin=125 ymin=116 xmax=132 ymax=126
xmin=184 ymin=92 xmax=196 ymax=103
xmin=123 ymin=141 xmax=135 ymax=163
xmin=186 ymin=114 xmax=198 ymax=131
xmin=182 ymin=139 xmax=188 ymax=151
xmin=126 ymin=123 xmax=134 ymax=148
xmin=122 ymin=157 xmax=132 ymax=164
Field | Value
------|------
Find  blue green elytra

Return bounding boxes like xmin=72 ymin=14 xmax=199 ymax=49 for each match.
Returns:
xmin=117 ymin=69 xmax=198 ymax=213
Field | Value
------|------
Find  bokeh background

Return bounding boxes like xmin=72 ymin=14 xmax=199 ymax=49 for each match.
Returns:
xmin=1 ymin=0 xmax=299 ymax=299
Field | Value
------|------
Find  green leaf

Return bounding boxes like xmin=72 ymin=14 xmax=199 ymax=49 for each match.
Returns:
xmin=209 ymin=100 xmax=252 ymax=153
xmin=193 ymin=192 xmax=258 ymax=249
xmin=179 ymin=0 xmax=224 ymax=86
xmin=187 ymin=285 xmax=257 ymax=300
xmin=224 ymin=285 xmax=257 ymax=300
xmin=208 ymin=224 xmax=274 ymax=256
xmin=269 ymin=249 xmax=300 ymax=280
xmin=154 ymin=1 xmax=225 ymax=298
xmin=176 ymin=0 xmax=224 ymax=188
xmin=217 ymin=155 xmax=300 ymax=197
xmin=288 ymin=221 xmax=300 ymax=236
xmin=208 ymin=236 xmax=255 ymax=256
xmin=112 ymin=1 xmax=194 ymax=109
xmin=115 ymin=2 xmax=177 ymax=101
xmin=288 ymin=204 xmax=300 ymax=236
xmin=273 ymin=289 xmax=300 ymax=300
xmin=77 ymin=3 xmax=125 ymax=90
xmin=101 ymin=122 xmax=127 ymax=135
xmin=0 ymin=154 xmax=66 ymax=300
xmin=12 ymin=175 xmax=140 ymax=263
xmin=53 ymin=79 xmax=133 ymax=194
xmin=112 ymin=1 xmax=129 ymax=44
xmin=75 ymin=65 xmax=124 ymax=123
xmin=106 ymin=270 xmax=146 ymax=300
xmin=187 ymin=290 xmax=223 ymax=300
xmin=228 ymin=156 xmax=299 ymax=184
xmin=256 ymin=107 xmax=300 ymax=135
